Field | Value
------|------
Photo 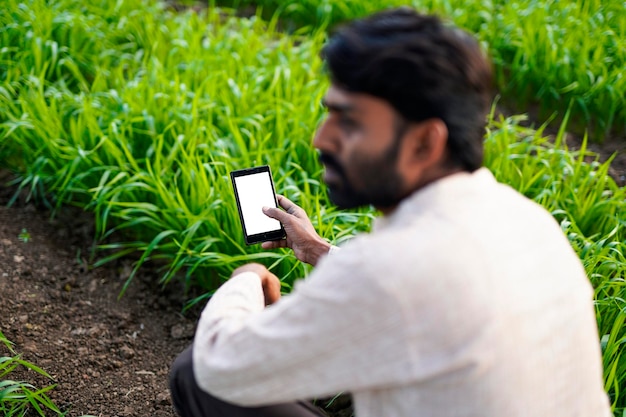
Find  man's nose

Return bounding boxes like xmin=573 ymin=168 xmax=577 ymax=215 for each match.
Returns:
xmin=313 ymin=118 xmax=339 ymax=153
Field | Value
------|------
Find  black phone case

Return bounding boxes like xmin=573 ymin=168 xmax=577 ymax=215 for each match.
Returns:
xmin=230 ymin=165 xmax=286 ymax=245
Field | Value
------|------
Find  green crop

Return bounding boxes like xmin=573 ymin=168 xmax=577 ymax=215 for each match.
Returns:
xmin=0 ymin=330 xmax=63 ymax=416
xmin=0 ymin=0 xmax=367 ymax=291
xmin=0 ymin=0 xmax=625 ymax=413
xmin=218 ymin=0 xmax=626 ymax=141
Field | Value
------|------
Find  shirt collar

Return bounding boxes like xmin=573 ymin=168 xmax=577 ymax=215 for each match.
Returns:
xmin=372 ymin=167 xmax=496 ymax=232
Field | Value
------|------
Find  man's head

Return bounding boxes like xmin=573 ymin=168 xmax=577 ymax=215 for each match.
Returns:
xmin=314 ymin=8 xmax=493 ymax=211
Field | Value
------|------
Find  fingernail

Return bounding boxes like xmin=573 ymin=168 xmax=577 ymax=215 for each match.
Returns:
xmin=262 ymin=206 xmax=269 ymax=212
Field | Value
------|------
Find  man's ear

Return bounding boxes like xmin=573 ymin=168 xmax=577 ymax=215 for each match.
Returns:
xmin=399 ymin=118 xmax=448 ymax=184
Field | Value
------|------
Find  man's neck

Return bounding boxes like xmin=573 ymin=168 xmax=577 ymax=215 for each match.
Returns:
xmin=375 ymin=168 xmax=464 ymax=217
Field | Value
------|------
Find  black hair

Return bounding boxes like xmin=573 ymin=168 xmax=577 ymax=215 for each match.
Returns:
xmin=322 ymin=8 xmax=494 ymax=172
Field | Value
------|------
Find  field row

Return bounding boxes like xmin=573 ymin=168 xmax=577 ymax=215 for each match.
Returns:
xmin=219 ymin=0 xmax=626 ymax=141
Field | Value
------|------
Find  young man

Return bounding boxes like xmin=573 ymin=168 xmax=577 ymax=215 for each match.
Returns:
xmin=170 ymin=8 xmax=611 ymax=417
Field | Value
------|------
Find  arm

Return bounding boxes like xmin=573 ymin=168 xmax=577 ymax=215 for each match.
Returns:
xmin=192 ymin=244 xmax=414 ymax=406
xmin=261 ymin=195 xmax=334 ymax=266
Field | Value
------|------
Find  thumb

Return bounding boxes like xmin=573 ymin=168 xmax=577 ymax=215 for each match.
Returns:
xmin=262 ymin=206 xmax=288 ymax=223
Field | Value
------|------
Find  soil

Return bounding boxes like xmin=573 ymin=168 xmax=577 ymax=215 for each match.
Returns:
xmin=0 ymin=186 xmax=352 ymax=416
xmin=0 ymin=122 xmax=623 ymax=417
xmin=0 ymin=198 xmax=196 ymax=416
xmin=584 ymin=136 xmax=626 ymax=186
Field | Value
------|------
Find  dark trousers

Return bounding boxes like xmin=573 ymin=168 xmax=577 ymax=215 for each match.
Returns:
xmin=169 ymin=346 xmax=326 ymax=417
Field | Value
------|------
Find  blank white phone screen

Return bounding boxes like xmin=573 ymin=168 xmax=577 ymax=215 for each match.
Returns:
xmin=235 ymin=172 xmax=282 ymax=236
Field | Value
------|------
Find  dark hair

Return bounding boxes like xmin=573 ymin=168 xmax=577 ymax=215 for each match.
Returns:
xmin=321 ymin=8 xmax=493 ymax=172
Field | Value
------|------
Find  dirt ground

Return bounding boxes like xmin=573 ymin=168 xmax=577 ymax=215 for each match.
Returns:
xmin=0 ymin=127 xmax=624 ymax=416
xmin=0 ymin=199 xmax=197 ymax=416
xmin=571 ymin=133 xmax=626 ymax=186
xmin=0 ymin=188 xmax=353 ymax=416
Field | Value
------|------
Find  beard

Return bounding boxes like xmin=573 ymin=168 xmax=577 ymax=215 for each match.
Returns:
xmin=319 ymin=125 xmax=407 ymax=210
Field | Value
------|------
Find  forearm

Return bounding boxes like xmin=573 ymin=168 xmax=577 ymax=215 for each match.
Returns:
xmin=191 ymin=247 xmax=411 ymax=406
xmin=192 ymin=272 xmax=265 ymax=359
xmin=306 ymin=238 xmax=334 ymax=266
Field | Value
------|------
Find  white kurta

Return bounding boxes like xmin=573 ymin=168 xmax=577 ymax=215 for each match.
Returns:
xmin=192 ymin=168 xmax=611 ymax=417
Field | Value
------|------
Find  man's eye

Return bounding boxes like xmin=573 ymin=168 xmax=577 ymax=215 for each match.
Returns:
xmin=339 ymin=117 xmax=358 ymax=130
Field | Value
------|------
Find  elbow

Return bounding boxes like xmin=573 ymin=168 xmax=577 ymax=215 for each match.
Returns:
xmin=192 ymin=346 xmax=269 ymax=406
xmin=193 ymin=356 xmax=242 ymax=404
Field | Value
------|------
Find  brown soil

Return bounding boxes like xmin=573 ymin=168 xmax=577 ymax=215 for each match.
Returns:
xmin=569 ymin=133 xmax=626 ymax=186
xmin=0 ymin=188 xmax=352 ymax=416
xmin=0 ymin=199 xmax=196 ymax=416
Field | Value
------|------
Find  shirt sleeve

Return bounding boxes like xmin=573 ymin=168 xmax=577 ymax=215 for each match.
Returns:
xmin=192 ymin=271 xmax=266 ymax=332
xmin=192 ymin=240 xmax=415 ymax=406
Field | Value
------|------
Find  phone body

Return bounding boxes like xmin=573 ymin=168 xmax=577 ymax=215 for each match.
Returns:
xmin=230 ymin=165 xmax=286 ymax=245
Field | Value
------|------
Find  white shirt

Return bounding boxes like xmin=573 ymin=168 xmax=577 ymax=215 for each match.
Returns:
xmin=192 ymin=168 xmax=611 ymax=417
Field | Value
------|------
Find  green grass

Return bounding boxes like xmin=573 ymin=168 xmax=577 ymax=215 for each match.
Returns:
xmin=0 ymin=0 xmax=370 ymax=291
xmin=218 ymin=0 xmax=626 ymax=141
xmin=0 ymin=0 xmax=625 ymax=413
xmin=0 ymin=330 xmax=64 ymax=417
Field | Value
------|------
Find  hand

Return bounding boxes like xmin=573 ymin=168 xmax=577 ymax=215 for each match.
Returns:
xmin=261 ymin=195 xmax=331 ymax=266
xmin=231 ymin=263 xmax=282 ymax=306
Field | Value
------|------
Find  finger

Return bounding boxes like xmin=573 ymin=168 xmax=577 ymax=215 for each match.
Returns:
xmin=261 ymin=241 xmax=276 ymax=250
xmin=262 ymin=274 xmax=282 ymax=305
xmin=261 ymin=240 xmax=287 ymax=250
xmin=276 ymin=195 xmax=302 ymax=216
xmin=262 ymin=205 xmax=291 ymax=223
xmin=231 ymin=262 xmax=266 ymax=278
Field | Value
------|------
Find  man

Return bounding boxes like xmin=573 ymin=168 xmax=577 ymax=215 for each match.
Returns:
xmin=169 ymin=8 xmax=611 ymax=417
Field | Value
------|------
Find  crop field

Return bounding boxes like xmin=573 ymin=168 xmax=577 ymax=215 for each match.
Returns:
xmin=221 ymin=0 xmax=626 ymax=141
xmin=0 ymin=0 xmax=625 ymax=415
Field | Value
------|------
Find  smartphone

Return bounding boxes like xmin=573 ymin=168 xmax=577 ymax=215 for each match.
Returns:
xmin=230 ymin=165 xmax=286 ymax=245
